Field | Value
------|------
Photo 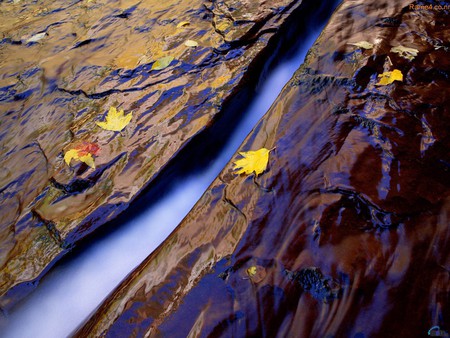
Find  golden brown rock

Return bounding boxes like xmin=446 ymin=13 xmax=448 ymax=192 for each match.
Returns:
xmin=0 ymin=0 xmax=310 ymax=309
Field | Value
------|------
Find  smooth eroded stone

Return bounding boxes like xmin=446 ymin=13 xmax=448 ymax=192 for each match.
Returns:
xmin=0 ymin=0 xmax=317 ymax=309
xmin=75 ymin=0 xmax=450 ymax=336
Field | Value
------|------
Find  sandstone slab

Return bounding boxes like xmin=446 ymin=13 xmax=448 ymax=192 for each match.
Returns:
xmin=75 ymin=1 xmax=450 ymax=336
xmin=0 ymin=0 xmax=311 ymax=309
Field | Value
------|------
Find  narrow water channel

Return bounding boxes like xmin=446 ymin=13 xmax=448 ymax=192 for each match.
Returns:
xmin=1 ymin=6 xmax=339 ymax=338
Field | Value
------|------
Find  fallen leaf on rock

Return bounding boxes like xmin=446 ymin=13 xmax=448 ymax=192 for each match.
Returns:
xmin=64 ymin=142 xmax=99 ymax=168
xmin=184 ymin=40 xmax=198 ymax=47
xmin=246 ymin=265 xmax=266 ymax=283
xmin=390 ymin=45 xmax=419 ymax=61
xmin=75 ymin=142 xmax=100 ymax=156
xmin=217 ymin=20 xmax=232 ymax=32
xmin=233 ymin=148 xmax=272 ymax=176
xmin=177 ymin=21 xmax=190 ymax=28
xmin=151 ymin=56 xmax=174 ymax=71
xmin=247 ymin=266 xmax=257 ymax=277
xmin=348 ymin=41 xmax=373 ymax=50
xmin=26 ymin=32 xmax=46 ymax=43
xmin=96 ymin=106 xmax=132 ymax=131
xmin=377 ymin=69 xmax=403 ymax=85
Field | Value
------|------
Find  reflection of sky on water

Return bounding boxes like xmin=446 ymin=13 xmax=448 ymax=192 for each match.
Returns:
xmin=2 ymin=28 xmax=324 ymax=338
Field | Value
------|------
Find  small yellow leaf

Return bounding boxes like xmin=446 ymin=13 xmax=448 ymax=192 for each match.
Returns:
xmin=348 ymin=41 xmax=373 ymax=50
xmin=246 ymin=265 xmax=266 ymax=282
xmin=390 ymin=45 xmax=419 ymax=61
xmin=233 ymin=148 xmax=271 ymax=176
xmin=377 ymin=69 xmax=403 ymax=85
xmin=79 ymin=154 xmax=95 ymax=168
xmin=151 ymin=56 xmax=174 ymax=71
xmin=184 ymin=40 xmax=198 ymax=47
xmin=64 ymin=143 xmax=99 ymax=168
xmin=216 ymin=20 xmax=231 ymax=32
xmin=177 ymin=21 xmax=190 ymax=28
xmin=247 ymin=266 xmax=257 ymax=277
xmin=96 ymin=106 xmax=132 ymax=131
xmin=64 ymin=149 xmax=79 ymax=166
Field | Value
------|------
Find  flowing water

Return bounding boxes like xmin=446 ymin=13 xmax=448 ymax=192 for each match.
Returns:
xmin=1 ymin=12 xmax=337 ymax=338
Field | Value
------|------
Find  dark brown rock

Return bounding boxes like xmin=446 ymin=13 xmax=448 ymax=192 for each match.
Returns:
xmin=0 ymin=0 xmax=314 ymax=309
xmin=75 ymin=1 xmax=450 ymax=336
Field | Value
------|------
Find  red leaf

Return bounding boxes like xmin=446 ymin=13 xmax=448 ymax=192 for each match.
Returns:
xmin=74 ymin=142 xmax=100 ymax=156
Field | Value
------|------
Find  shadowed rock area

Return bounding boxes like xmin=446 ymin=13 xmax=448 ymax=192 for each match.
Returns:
xmin=75 ymin=0 xmax=450 ymax=336
xmin=0 ymin=0 xmax=321 ymax=309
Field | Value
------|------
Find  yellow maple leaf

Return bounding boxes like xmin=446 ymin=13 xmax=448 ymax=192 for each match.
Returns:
xmin=64 ymin=149 xmax=80 ymax=166
xmin=64 ymin=142 xmax=99 ymax=169
xmin=96 ymin=106 xmax=132 ymax=131
xmin=78 ymin=154 xmax=95 ymax=168
xmin=233 ymin=148 xmax=272 ymax=176
xmin=377 ymin=69 xmax=403 ymax=85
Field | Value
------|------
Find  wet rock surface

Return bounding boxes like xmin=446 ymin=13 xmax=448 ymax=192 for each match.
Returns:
xmin=0 ymin=0 xmax=311 ymax=309
xmin=75 ymin=0 xmax=450 ymax=336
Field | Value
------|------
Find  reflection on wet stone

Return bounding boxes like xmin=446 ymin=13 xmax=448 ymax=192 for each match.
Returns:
xmin=285 ymin=267 xmax=342 ymax=302
xmin=74 ymin=0 xmax=449 ymax=336
xmin=0 ymin=0 xmax=311 ymax=309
